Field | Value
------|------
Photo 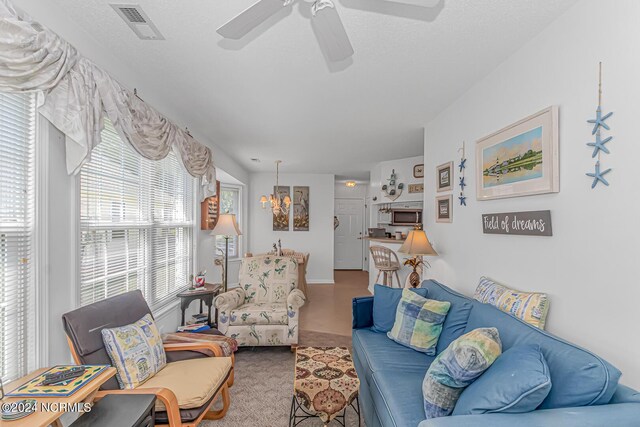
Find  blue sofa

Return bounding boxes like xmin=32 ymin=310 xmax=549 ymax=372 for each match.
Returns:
xmin=352 ymin=279 xmax=640 ymax=427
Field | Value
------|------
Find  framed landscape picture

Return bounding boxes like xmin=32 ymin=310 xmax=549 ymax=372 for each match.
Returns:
xmin=476 ymin=106 xmax=559 ymax=201
xmin=436 ymin=195 xmax=453 ymax=223
xmin=436 ymin=161 xmax=453 ymax=192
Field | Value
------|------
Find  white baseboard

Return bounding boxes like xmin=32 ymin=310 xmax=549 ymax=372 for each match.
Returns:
xmin=307 ymin=279 xmax=335 ymax=285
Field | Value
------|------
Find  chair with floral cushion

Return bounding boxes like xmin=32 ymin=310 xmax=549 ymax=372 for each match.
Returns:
xmin=214 ymin=255 xmax=306 ymax=348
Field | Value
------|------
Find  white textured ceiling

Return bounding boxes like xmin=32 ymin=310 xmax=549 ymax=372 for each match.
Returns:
xmin=35 ymin=0 xmax=576 ymax=179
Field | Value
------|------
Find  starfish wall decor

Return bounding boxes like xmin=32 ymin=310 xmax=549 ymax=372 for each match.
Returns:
xmin=586 ymin=62 xmax=613 ymax=189
xmin=458 ymin=142 xmax=467 ymax=206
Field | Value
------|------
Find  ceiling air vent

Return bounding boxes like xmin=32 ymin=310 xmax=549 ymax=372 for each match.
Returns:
xmin=110 ymin=4 xmax=164 ymax=40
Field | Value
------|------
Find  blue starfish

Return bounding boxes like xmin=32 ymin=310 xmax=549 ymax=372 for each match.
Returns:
xmin=587 ymin=132 xmax=612 ymax=158
xmin=587 ymin=106 xmax=613 ymax=135
xmin=586 ymin=161 xmax=611 ymax=188
xmin=459 ymin=176 xmax=466 ymax=190
xmin=458 ymin=158 xmax=467 ymax=172
xmin=459 ymin=194 xmax=466 ymax=206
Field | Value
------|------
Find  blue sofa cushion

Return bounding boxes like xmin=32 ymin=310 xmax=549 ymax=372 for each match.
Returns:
xmin=372 ymin=284 xmax=428 ymax=333
xmin=464 ymin=299 xmax=621 ymax=409
xmin=371 ymin=367 xmax=432 ymax=427
xmin=353 ymin=328 xmax=434 ymax=379
xmin=453 ymin=344 xmax=552 ymax=415
xmin=420 ymin=280 xmax=473 ymax=354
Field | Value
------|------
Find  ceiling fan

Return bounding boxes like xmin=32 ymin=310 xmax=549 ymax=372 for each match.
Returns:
xmin=218 ymin=0 xmax=354 ymax=62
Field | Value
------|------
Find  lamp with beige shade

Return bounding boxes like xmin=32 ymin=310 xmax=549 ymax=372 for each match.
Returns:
xmin=398 ymin=229 xmax=438 ymax=288
xmin=210 ymin=213 xmax=242 ymax=293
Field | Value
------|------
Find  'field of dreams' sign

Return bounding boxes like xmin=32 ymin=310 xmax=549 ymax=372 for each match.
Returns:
xmin=482 ymin=210 xmax=552 ymax=236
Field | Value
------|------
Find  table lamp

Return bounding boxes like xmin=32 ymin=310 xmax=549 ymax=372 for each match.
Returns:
xmin=398 ymin=229 xmax=438 ymax=288
xmin=210 ymin=213 xmax=242 ymax=293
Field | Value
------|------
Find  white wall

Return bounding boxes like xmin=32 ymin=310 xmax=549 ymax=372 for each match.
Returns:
xmin=335 ymin=182 xmax=368 ymax=199
xmin=423 ymin=0 xmax=640 ymax=387
xmin=370 ymin=155 xmax=425 ymax=205
xmin=249 ymin=173 xmax=335 ymax=283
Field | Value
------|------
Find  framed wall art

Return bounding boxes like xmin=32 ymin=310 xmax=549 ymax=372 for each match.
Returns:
xmin=293 ymin=186 xmax=310 ymax=231
xmin=273 ymin=186 xmax=290 ymax=231
xmin=436 ymin=161 xmax=453 ymax=192
xmin=413 ymin=164 xmax=424 ymax=178
xmin=408 ymin=183 xmax=424 ymax=193
xmin=436 ymin=195 xmax=453 ymax=223
xmin=200 ymin=180 xmax=221 ymax=230
xmin=476 ymin=106 xmax=559 ymax=201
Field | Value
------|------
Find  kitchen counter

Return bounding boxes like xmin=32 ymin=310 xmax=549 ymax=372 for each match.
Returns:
xmin=364 ymin=237 xmax=406 ymax=243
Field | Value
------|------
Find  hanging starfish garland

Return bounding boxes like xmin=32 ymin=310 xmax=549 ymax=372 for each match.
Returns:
xmin=586 ymin=62 xmax=613 ymax=189
xmin=586 ymin=131 xmax=612 ymax=158
xmin=586 ymin=161 xmax=611 ymax=188
xmin=457 ymin=142 xmax=467 ymax=207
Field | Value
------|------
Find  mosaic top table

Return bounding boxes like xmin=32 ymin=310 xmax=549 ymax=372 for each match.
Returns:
xmin=291 ymin=347 xmax=360 ymax=427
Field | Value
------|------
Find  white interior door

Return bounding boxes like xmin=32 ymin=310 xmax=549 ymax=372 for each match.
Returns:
xmin=335 ymin=198 xmax=364 ymax=270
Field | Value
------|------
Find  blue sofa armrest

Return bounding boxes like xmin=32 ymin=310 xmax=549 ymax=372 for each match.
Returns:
xmin=418 ymin=403 xmax=640 ymax=427
xmin=352 ymin=296 xmax=373 ymax=329
xmin=611 ymin=385 xmax=640 ymax=404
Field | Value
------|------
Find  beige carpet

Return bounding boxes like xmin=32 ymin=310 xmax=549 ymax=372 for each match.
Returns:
xmin=204 ymin=335 xmax=361 ymax=427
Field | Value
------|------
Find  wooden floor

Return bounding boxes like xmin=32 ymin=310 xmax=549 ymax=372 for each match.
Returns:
xmin=299 ymin=270 xmax=371 ymax=337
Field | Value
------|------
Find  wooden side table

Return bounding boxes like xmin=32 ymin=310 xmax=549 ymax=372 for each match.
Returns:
xmin=177 ymin=283 xmax=222 ymax=327
xmin=0 ymin=367 xmax=116 ymax=427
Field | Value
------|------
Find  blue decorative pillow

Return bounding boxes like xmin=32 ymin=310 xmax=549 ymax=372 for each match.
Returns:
xmin=453 ymin=344 xmax=552 ymax=415
xmin=372 ymin=284 xmax=428 ymax=333
xmin=423 ymin=328 xmax=502 ymax=419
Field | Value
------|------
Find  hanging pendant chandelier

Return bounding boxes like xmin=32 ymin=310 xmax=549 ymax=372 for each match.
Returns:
xmin=260 ymin=160 xmax=291 ymax=216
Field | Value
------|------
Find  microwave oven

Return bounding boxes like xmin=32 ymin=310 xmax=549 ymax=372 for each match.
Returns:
xmin=391 ymin=209 xmax=422 ymax=226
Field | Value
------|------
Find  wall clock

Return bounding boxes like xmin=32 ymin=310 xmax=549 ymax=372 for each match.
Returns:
xmin=413 ymin=164 xmax=424 ymax=178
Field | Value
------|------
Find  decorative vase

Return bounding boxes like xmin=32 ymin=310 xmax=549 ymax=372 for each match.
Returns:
xmin=409 ymin=269 xmax=421 ymax=288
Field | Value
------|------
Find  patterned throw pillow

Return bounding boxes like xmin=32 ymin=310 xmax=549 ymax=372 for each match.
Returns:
xmin=474 ymin=277 xmax=549 ymax=329
xmin=102 ymin=313 xmax=167 ymax=389
xmin=422 ymin=327 xmax=502 ymax=419
xmin=387 ymin=288 xmax=451 ymax=355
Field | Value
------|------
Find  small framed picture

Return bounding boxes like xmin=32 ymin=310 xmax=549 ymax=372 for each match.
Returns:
xmin=436 ymin=195 xmax=453 ymax=223
xmin=436 ymin=161 xmax=453 ymax=192
xmin=413 ymin=164 xmax=424 ymax=178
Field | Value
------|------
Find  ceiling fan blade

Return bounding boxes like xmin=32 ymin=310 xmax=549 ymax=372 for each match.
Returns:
xmin=217 ymin=0 xmax=289 ymax=39
xmin=311 ymin=0 xmax=354 ymax=62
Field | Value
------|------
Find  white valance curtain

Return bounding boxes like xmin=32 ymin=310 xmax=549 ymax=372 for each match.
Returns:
xmin=0 ymin=0 xmax=216 ymax=196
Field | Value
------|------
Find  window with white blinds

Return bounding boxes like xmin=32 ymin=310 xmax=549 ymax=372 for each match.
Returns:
xmin=79 ymin=122 xmax=195 ymax=308
xmin=216 ymin=187 xmax=240 ymax=258
xmin=0 ymin=93 xmax=36 ymax=383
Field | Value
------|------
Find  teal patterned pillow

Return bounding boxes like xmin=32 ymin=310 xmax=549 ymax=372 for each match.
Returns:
xmin=422 ymin=327 xmax=502 ymax=419
xmin=387 ymin=288 xmax=450 ymax=355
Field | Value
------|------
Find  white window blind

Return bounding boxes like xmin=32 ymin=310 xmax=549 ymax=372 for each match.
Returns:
xmin=216 ymin=187 xmax=240 ymax=258
xmin=0 ymin=93 xmax=36 ymax=383
xmin=79 ymin=122 xmax=194 ymax=308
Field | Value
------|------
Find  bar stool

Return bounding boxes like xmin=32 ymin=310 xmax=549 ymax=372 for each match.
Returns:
xmin=370 ymin=245 xmax=402 ymax=288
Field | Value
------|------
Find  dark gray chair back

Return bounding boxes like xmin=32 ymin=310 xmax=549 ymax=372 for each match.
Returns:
xmin=62 ymin=290 xmax=152 ymax=390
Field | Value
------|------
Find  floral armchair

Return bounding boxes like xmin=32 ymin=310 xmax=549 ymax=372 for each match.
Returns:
xmin=214 ymin=255 xmax=306 ymax=347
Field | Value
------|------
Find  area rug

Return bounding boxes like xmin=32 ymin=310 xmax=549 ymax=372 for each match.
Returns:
xmin=204 ymin=334 xmax=362 ymax=427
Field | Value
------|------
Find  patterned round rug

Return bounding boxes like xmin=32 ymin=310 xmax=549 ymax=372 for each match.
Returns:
xmin=204 ymin=337 xmax=362 ymax=427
